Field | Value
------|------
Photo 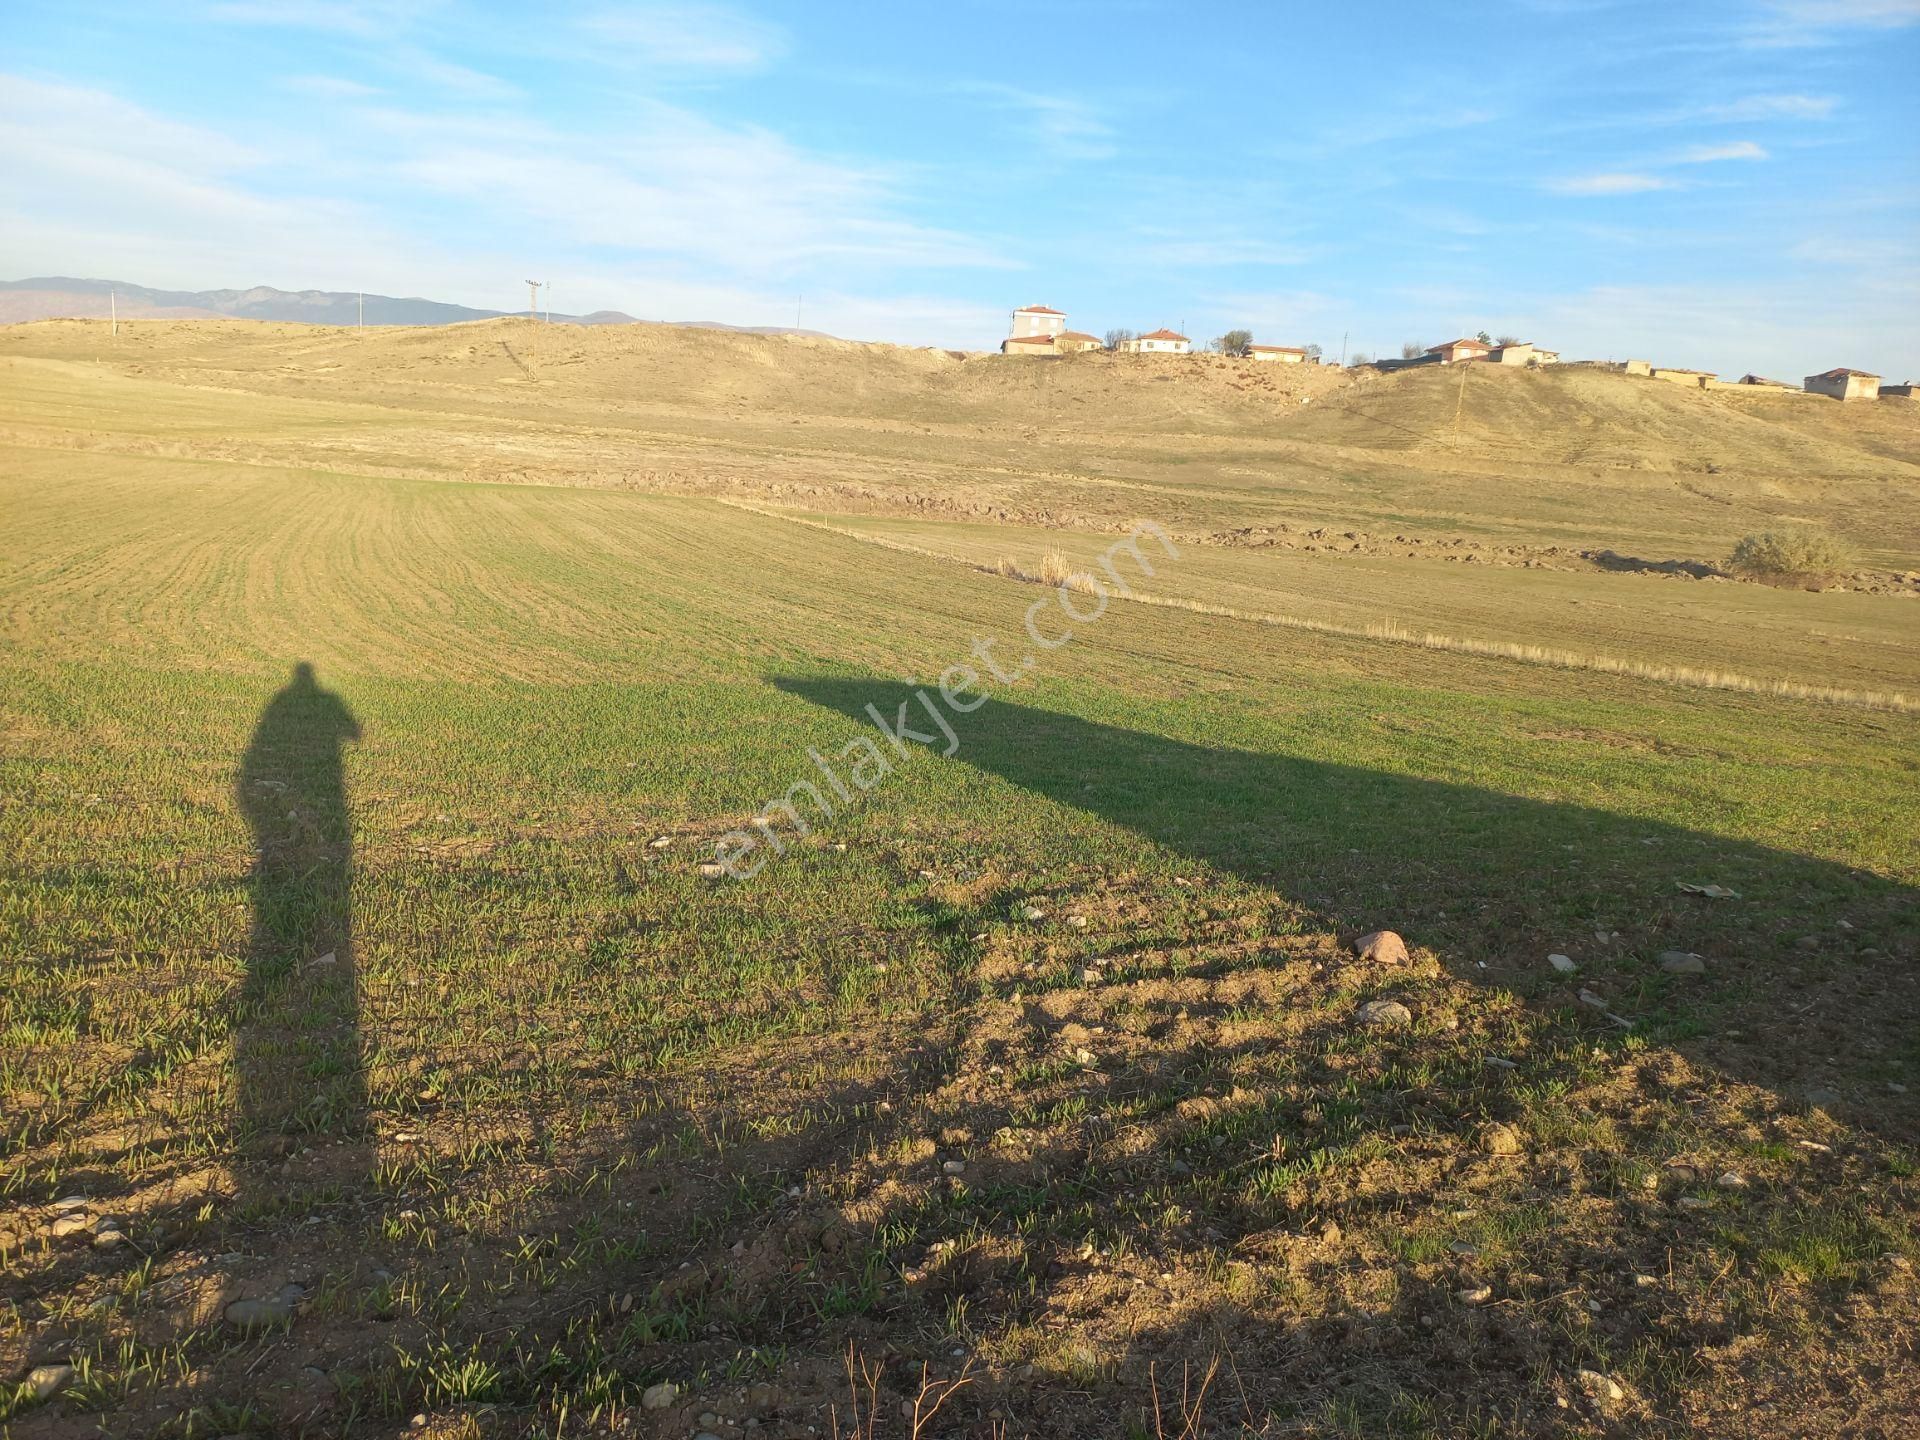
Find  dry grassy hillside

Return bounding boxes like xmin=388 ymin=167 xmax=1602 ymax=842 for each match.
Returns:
xmin=4 ymin=318 xmax=1912 ymax=479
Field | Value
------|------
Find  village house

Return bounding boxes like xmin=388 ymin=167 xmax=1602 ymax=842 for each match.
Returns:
xmin=1007 ymin=304 xmax=1066 ymax=340
xmin=1737 ymin=374 xmax=1797 ymax=389
xmin=1531 ymin=347 xmax=1560 ymax=364
xmin=1000 ymin=333 xmax=1056 ymax=355
xmin=1487 ymin=341 xmax=1537 ymax=366
xmin=1425 ymin=338 xmax=1491 ymax=363
xmin=1881 ymin=381 xmax=1918 ymax=398
xmin=1651 ymin=366 xmax=1718 ymax=389
xmin=1803 ymin=367 xmax=1881 ymax=401
xmin=1055 ymin=330 xmax=1103 ymax=354
xmin=1119 ymin=328 xmax=1192 ymax=355
xmin=1246 ymin=343 xmax=1307 ymax=364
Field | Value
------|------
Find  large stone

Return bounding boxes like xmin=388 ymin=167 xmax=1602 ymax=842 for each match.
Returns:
xmin=1355 ymin=999 xmax=1413 ymax=1028
xmin=641 ymin=1382 xmax=678 ymax=1410
xmin=224 ymin=1285 xmax=303 ymax=1330
xmin=1658 ymin=951 xmax=1706 ymax=975
xmin=26 ymin=1364 xmax=74 ymax=1400
xmin=1480 ymin=1123 xmax=1523 ymax=1156
xmin=1352 ymin=930 xmax=1410 ymax=964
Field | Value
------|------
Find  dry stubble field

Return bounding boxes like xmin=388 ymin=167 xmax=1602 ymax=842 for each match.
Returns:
xmin=1 ymin=318 xmax=1917 ymax=1438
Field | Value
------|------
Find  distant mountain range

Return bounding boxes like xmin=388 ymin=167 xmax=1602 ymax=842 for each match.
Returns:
xmin=0 ymin=277 xmax=832 ymax=337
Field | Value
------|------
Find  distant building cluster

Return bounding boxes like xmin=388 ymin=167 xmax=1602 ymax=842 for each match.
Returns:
xmin=997 ymin=304 xmax=1909 ymax=403
xmin=997 ymin=306 xmax=1311 ymax=362
xmin=1367 ymin=332 xmax=1908 ymax=403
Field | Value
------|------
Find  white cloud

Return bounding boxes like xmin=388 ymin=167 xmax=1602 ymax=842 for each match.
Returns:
xmin=1744 ymin=0 xmax=1920 ymax=46
xmin=1674 ymin=141 xmax=1768 ymax=164
xmin=1706 ymin=93 xmax=1837 ymax=120
xmin=1545 ymin=172 xmax=1677 ymax=196
xmin=362 ymin=101 xmax=1009 ymax=275
xmin=954 ymin=84 xmax=1116 ymax=162
xmin=1133 ymin=235 xmax=1311 ymax=268
xmin=205 ymin=1 xmax=439 ymax=37
xmin=283 ymin=74 xmax=384 ymax=99
xmin=0 ymin=73 xmax=1010 ymax=345
xmin=576 ymin=5 xmax=787 ymax=72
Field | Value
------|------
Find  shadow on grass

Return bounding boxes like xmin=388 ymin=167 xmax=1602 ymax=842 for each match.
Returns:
xmin=773 ymin=676 xmax=1918 ymax=1140
xmin=235 ymin=662 xmax=367 ymax=1181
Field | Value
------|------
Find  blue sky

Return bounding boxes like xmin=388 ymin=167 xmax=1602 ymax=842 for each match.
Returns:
xmin=4 ymin=1 xmax=1917 ymax=377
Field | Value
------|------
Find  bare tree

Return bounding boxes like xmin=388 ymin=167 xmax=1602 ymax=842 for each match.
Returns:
xmin=1217 ymin=328 xmax=1252 ymax=357
xmin=1104 ymin=328 xmax=1135 ymax=351
xmin=1350 ymin=351 xmax=1373 ymax=365
xmin=1304 ymin=343 xmax=1322 ymax=361
xmin=1401 ymin=340 xmax=1425 ymax=359
xmin=1494 ymin=333 xmax=1523 ymax=346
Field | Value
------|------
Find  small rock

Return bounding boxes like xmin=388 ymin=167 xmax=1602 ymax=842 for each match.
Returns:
xmin=696 ymin=861 xmax=727 ymax=879
xmin=648 ymin=835 xmax=673 ymax=849
xmin=1077 ymin=966 xmax=1101 ymax=985
xmin=1480 ymin=1123 xmax=1523 ymax=1156
xmin=699 ymin=1414 xmax=720 ymax=1429
xmin=942 ymin=1159 xmax=965 ymax=1175
xmin=224 ymin=1285 xmax=302 ymax=1330
xmin=1455 ymin=1285 xmax=1493 ymax=1305
xmin=1577 ymin=988 xmax=1608 ymax=1010
xmin=1576 ymin=1369 xmax=1625 ymax=1405
xmin=1548 ymin=953 xmax=1577 ymax=974
xmin=1319 ymin=1218 xmax=1342 ymax=1245
xmin=93 ymin=1228 xmax=128 ymax=1252
xmin=1676 ymin=1195 xmax=1709 ymax=1211
xmin=1633 ymin=1272 xmax=1659 ymax=1288
xmin=51 ymin=1214 xmax=92 ymax=1245
xmin=641 ymin=1381 xmax=678 ymax=1410
xmin=1484 ymin=1055 xmax=1518 ymax=1070
xmin=1804 ymin=1086 xmax=1844 ymax=1111
xmin=1717 ymin=1171 xmax=1747 ymax=1189
xmin=1658 ymin=951 xmax=1706 ymax=975
xmin=1073 ymin=1046 xmax=1097 ymax=1065
xmin=1354 ymin=999 xmax=1413 ymax=1027
xmin=52 ymin=1196 xmax=91 ymax=1213
xmin=1352 ymin=929 xmax=1410 ymax=964
xmin=1020 ymin=904 xmax=1047 ymax=922
xmin=26 ymin=1364 xmax=74 ymax=1400
xmin=1066 ymin=914 xmax=1088 ymax=929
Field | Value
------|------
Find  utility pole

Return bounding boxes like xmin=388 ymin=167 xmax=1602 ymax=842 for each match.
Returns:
xmin=796 ymin=294 xmax=803 ymax=329
xmin=357 ymin=292 xmax=364 ymax=331
xmin=525 ymin=279 xmax=543 ymax=319
xmin=110 ymin=289 xmax=117 ymax=340
xmin=543 ymin=283 xmax=550 ymax=324
xmin=1340 ymin=330 xmax=1348 ymax=366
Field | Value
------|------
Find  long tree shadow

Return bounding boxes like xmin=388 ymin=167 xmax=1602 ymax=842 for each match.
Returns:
xmin=234 ymin=662 xmax=368 ymax=1190
xmin=773 ymin=678 xmax=1917 ymax=1145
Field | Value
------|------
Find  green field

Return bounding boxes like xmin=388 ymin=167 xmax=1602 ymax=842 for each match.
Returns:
xmin=2 ymin=323 xmax=1917 ymax=1438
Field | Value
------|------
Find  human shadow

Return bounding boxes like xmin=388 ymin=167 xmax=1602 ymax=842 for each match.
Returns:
xmin=773 ymin=677 xmax=1918 ymax=1141
xmin=235 ymin=662 xmax=368 ymax=1186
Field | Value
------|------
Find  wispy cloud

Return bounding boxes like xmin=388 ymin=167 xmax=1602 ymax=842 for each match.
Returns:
xmin=1545 ymin=172 xmax=1677 ymax=196
xmin=283 ymin=74 xmax=383 ymax=99
xmin=576 ymin=5 xmax=787 ymax=72
xmin=1133 ymin=234 xmax=1311 ymax=268
xmin=205 ymin=1 xmax=436 ymax=38
xmin=1743 ymin=0 xmax=1920 ymax=47
xmin=955 ymin=83 xmax=1116 ymax=161
xmin=1705 ymin=93 xmax=1837 ymax=121
xmin=1674 ymin=140 xmax=1769 ymax=164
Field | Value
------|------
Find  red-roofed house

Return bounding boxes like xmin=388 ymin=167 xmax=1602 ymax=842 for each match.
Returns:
xmin=1425 ymin=338 xmax=1491 ymax=363
xmin=1119 ymin=327 xmax=1191 ymax=355
xmin=1001 ymin=333 xmax=1057 ymax=355
xmin=1008 ymin=304 xmax=1067 ymax=341
xmin=1055 ymin=330 xmax=1103 ymax=353
xmin=1803 ymin=367 xmax=1881 ymax=401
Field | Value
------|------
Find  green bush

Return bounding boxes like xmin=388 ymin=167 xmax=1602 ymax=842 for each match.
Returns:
xmin=1727 ymin=528 xmax=1852 ymax=580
